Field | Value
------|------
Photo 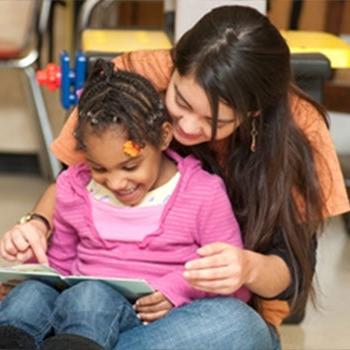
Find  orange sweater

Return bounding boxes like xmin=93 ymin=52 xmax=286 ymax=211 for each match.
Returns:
xmin=51 ymin=49 xmax=350 ymax=328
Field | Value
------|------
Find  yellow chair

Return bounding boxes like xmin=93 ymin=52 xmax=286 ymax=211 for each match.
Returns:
xmin=82 ymin=29 xmax=172 ymax=54
xmin=281 ymin=30 xmax=350 ymax=69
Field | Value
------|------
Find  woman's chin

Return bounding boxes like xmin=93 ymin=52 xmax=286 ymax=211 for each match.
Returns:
xmin=173 ymin=131 xmax=205 ymax=146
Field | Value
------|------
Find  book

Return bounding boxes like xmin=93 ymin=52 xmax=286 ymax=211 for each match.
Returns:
xmin=0 ymin=264 xmax=154 ymax=301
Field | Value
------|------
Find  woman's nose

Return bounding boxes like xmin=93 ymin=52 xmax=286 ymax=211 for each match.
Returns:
xmin=178 ymin=114 xmax=202 ymax=135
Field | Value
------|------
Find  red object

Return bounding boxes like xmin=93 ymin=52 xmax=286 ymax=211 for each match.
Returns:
xmin=36 ymin=63 xmax=61 ymax=91
xmin=0 ymin=39 xmax=22 ymax=59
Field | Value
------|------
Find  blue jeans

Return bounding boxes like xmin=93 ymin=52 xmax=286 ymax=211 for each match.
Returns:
xmin=0 ymin=280 xmax=280 ymax=350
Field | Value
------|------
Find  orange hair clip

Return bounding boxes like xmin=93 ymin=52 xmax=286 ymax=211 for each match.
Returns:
xmin=123 ymin=140 xmax=142 ymax=157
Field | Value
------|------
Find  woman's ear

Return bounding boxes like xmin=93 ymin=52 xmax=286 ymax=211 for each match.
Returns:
xmin=160 ymin=122 xmax=174 ymax=151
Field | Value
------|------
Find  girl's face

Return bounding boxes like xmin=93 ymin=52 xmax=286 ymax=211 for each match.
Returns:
xmin=165 ymin=70 xmax=239 ymax=146
xmin=84 ymin=125 xmax=171 ymax=206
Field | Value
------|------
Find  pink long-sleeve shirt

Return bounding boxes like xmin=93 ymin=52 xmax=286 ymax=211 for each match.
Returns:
xmin=48 ymin=151 xmax=250 ymax=306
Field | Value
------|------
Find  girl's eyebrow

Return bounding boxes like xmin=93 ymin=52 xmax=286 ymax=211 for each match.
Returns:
xmin=86 ymin=155 xmax=142 ymax=168
xmin=86 ymin=158 xmax=101 ymax=166
xmin=174 ymin=84 xmax=192 ymax=110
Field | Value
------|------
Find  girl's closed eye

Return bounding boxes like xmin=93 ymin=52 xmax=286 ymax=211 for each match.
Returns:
xmin=91 ymin=166 xmax=106 ymax=173
xmin=123 ymin=163 xmax=139 ymax=171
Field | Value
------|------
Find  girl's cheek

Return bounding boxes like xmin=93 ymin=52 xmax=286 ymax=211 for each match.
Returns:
xmin=91 ymin=173 xmax=105 ymax=185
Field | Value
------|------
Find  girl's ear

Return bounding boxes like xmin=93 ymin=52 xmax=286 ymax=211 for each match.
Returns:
xmin=160 ymin=122 xmax=173 ymax=151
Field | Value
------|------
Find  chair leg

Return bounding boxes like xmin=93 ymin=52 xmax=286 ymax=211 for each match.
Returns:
xmin=24 ymin=66 xmax=62 ymax=180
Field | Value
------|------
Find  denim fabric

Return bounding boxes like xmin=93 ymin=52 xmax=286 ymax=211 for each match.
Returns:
xmin=0 ymin=280 xmax=140 ymax=350
xmin=115 ymin=297 xmax=281 ymax=350
xmin=0 ymin=280 xmax=281 ymax=350
xmin=50 ymin=281 xmax=141 ymax=349
xmin=0 ymin=280 xmax=58 ymax=347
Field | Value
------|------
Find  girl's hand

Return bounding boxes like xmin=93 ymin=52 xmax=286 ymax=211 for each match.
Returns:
xmin=183 ymin=242 xmax=252 ymax=295
xmin=134 ymin=291 xmax=173 ymax=323
xmin=0 ymin=221 xmax=49 ymax=264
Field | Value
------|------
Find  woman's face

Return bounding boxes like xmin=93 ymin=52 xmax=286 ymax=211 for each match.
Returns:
xmin=165 ymin=70 xmax=238 ymax=146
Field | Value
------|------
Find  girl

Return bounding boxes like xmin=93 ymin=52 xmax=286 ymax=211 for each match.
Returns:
xmin=1 ymin=5 xmax=349 ymax=350
xmin=0 ymin=60 xmax=248 ymax=350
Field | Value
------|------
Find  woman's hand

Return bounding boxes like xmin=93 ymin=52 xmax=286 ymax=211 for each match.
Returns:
xmin=0 ymin=221 xmax=49 ymax=264
xmin=134 ymin=291 xmax=173 ymax=323
xmin=183 ymin=242 xmax=252 ymax=295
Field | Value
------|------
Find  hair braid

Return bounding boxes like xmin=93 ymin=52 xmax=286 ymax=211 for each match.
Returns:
xmin=75 ymin=59 xmax=170 ymax=150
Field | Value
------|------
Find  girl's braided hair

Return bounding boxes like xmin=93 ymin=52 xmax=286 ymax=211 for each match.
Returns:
xmin=75 ymin=58 xmax=170 ymax=150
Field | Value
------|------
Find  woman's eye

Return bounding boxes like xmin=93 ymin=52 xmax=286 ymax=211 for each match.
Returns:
xmin=175 ymin=96 xmax=188 ymax=109
xmin=205 ymin=117 xmax=213 ymax=124
xmin=217 ymin=121 xmax=228 ymax=127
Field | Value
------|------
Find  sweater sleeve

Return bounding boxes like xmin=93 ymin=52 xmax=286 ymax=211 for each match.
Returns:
xmin=150 ymin=270 xmax=208 ymax=307
xmin=196 ymin=179 xmax=250 ymax=303
xmin=196 ymin=179 xmax=243 ymax=248
xmin=51 ymin=50 xmax=173 ymax=166
xmin=151 ymin=178 xmax=250 ymax=306
xmin=47 ymin=170 xmax=79 ymax=275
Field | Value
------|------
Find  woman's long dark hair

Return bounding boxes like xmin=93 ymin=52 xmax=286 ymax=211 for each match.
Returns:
xmin=173 ymin=5 xmax=328 ymax=312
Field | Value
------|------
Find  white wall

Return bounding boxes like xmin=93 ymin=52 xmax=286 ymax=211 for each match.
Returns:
xmin=175 ymin=0 xmax=266 ymax=42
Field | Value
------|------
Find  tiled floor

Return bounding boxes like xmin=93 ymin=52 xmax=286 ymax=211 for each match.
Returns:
xmin=280 ymin=216 xmax=350 ymax=350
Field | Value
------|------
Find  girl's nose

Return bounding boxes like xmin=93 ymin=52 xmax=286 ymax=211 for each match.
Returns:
xmin=106 ymin=175 xmax=128 ymax=192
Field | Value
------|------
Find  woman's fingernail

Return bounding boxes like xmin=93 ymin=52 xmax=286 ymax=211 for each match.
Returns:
xmin=143 ymin=321 xmax=149 ymax=325
xmin=136 ymin=313 xmax=141 ymax=319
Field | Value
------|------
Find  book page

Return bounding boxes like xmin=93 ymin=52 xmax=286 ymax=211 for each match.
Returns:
xmin=0 ymin=264 xmax=65 ymax=289
xmin=1 ymin=264 xmax=59 ymax=274
xmin=0 ymin=264 xmax=154 ymax=300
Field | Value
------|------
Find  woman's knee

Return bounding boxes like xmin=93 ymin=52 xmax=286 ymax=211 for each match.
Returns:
xmin=128 ymin=297 xmax=275 ymax=350
xmin=189 ymin=297 xmax=275 ymax=350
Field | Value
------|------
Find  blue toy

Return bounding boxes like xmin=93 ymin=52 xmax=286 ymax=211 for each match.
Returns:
xmin=37 ymin=51 xmax=87 ymax=110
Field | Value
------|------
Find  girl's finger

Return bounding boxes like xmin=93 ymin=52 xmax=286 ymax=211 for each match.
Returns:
xmin=138 ymin=309 xmax=170 ymax=322
xmin=3 ymin=237 xmax=18 ymax=256
xmin=136 ymin=292 xmax=164 ymax=307
xmin=0 ymin=243 xmax=17 ymax=261
xmin=135 ymin=300 xmax=171 ymax=314
xmin=16 ymin=249 xmax=34 ymax=263
xmin=11 ymin=230 xmax=30 ymax=252
xmin=22 ymin=228 xmax=48 ymax=265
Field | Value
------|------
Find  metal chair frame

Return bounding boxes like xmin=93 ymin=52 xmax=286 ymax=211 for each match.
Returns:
xmin=0 ymin=0 xmax=62 ymax=180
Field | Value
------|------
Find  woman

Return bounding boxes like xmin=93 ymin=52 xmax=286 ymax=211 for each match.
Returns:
xmin=1 ymin=5 xmax=349 ymax=350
